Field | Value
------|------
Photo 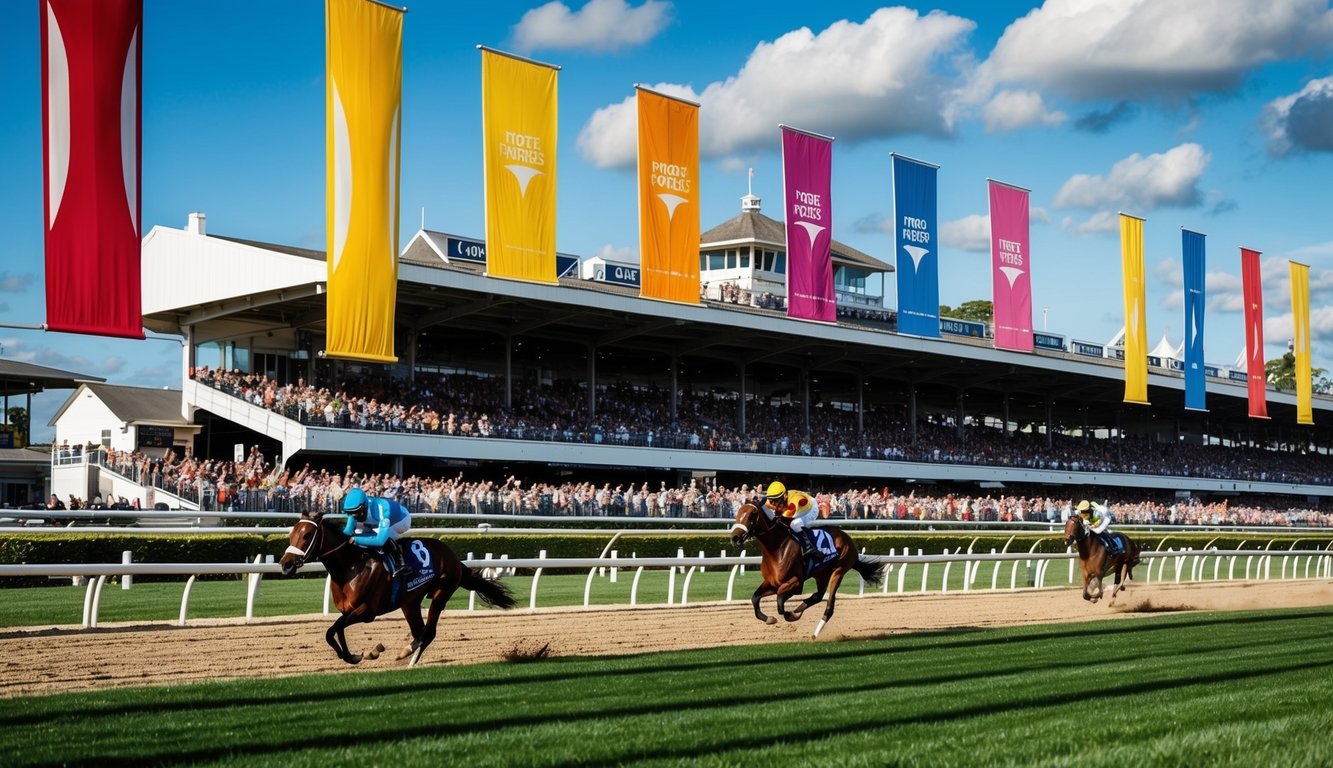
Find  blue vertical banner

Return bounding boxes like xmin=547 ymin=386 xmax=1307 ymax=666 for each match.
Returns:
xmin=1182 ymin=229 xmax=1207 ymax=411
xmin=892 ymin=154 xmax=940 ymax=338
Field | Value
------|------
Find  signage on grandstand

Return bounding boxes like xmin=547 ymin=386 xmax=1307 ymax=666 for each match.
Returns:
xmin=1033 ymin=332 xmax=1065 ymax=352
xmin=1204 ymin=365 xmax=1220 ymax=378
xmin=593 ymin=264 xmax=640 ymax=287
xmin=447 ymin=236 xmax=486 ymax=262
xmin=940 ymin=317 xmax=986 ymax=339
xmin=137 ymin=425 xmax=174 ymax=449
xmin=1147 ymin=355 xmax=1162 ymax=368
xmin=1107 ymin=346 xmax=1126 ymax=360
xmin=1228 ymin=369 xmax=1247 ymax=383
xmin=1072 ymin=340 xmax=1104 ymax=357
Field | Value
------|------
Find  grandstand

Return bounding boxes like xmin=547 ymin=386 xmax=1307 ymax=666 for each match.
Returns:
xmin=42 ymin=199 xmax=1333 ymax=512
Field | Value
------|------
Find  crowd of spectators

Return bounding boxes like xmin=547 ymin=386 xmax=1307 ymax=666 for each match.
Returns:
xmin=190 ymin=366 xmax=1333 ymax=487
xmin=62 ymin=443 xmax=1333 ymax=529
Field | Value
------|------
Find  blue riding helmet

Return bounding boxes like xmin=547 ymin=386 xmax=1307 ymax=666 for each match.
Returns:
xmin=342 ymin=488 xmax=368 ymax=520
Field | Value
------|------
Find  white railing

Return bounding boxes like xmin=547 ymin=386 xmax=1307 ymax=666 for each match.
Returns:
xmin=1 ymin=547 xmax=1328 ymax=630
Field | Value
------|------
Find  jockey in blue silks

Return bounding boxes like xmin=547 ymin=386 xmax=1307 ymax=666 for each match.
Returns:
xmin=341 ymin=487 xmax=411 ymax=577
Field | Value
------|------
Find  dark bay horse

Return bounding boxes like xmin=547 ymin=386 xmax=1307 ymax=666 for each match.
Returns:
xmin=279 ymin=511 xmax=516 ymax=666
xmin=1064 ymin=515 xmax=1142 ymax=604
xmin=729 ymin=502 xmax=884 ymax=637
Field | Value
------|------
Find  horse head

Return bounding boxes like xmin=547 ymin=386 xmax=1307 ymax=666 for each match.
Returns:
xmin=280 ymin=512 xmax=327 ymax=576
xmin=1063 ymin=515 xmax=1086 ymax=546
xmin=730 ymin=502 xmax=762 ymax=548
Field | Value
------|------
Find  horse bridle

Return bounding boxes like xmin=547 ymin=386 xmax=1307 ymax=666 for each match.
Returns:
xmin=1065 ymin=517 xmax=1088 ymax=545
xmin=285 ymin=517 xmax=347 ymax=566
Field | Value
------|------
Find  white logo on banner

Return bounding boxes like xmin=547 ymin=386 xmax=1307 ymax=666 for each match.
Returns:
xmin=657 ymin=193 xmax=688 ymax=220
xmin=903 ymin=245 xmax=929 ymax=270
xmin=999 ymin=266 xmax=1024 ymax=289
xmin=794 ymin=220 xmax=825 ymax=252
xmin=505 ymin=165 xmax=542 ymax=197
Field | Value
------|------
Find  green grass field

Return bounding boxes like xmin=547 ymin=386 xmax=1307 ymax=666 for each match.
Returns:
xmin=0 ymin=606 xmax=1329 ymax=766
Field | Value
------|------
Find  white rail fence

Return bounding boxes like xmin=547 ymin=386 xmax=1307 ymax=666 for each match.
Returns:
xmin=1 ymin=546 xmax=1328 ymax=630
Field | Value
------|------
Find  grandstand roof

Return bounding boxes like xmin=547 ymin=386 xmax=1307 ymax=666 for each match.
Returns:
xmin=0 ymin=358 xmax=104 ymax=397
xmin=700 ymin=210 xmax=892 ymax=274
xmin=47 ymin=383 xmax=192 ymax=428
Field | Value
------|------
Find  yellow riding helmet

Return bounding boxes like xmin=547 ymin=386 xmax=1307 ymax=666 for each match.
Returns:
xmin=1076 ymin=500 xmax=1091 ymax=513
xmin=765 ymin=481 xmax=787 ymax=500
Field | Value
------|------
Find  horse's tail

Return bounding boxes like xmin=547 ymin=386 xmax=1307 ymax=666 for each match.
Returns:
xmin=853 ymin=556 xmax=885 ymax=586
xmin=461 ymin=565 xmax=518 ymax=610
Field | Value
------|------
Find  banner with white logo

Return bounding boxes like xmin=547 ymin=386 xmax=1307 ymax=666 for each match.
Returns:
xmin=481 ymin=47 xmax=558 ymax=284
xmin=41 ymin=0 xmax=144 ymax=339
xmin=781 ymin=126 xmax=835 ymax=322
xmin=987 ymin=180 xmax=1032 ymax=351
xmin=636 ymin=87 xmax=698 ymax=303
xmin=325 ymin=0 xmax=402 ymax=363
xmin=1182 ymin=229 xmax=1207 ymax=411
xmin=891 ymin=154 xmax=939 ymax=337
xmin=1290 ymin=260 xmax=1312 ymax=425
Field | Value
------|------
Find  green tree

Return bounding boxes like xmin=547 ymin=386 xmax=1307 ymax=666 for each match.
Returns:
xmin=939 ymin=299 xmax=993 ymax=324
xmin=5 ymin=407 xmax=27 ymax=448
xmin=1264 ymin=352 xmax=1326 ymax=393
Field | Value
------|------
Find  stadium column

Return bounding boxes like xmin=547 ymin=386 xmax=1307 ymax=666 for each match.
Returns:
xmin=1002 ymin=392 xmax=1010 ymax=439
xmin=738 ymin=361 xmax=748 ymax=435
xmin=856 ymin=374 xmax=864 ymax=435
xmin=803 ymin=372 xmax=811 ymax=435
xmin=956 ymin=390 xmax=965 ymax=439
xmin=587 ymin=341 xmax=596 ymax=418
xmin=1045 ymin=399 xmax=1053 ymax=448
xmin=669 ymin=353 xmax=678 ymax=423
xmin=908 ymin=382 xmax=917 ymax=443
xmin=503 ymin=334 xmax=512 ymax=410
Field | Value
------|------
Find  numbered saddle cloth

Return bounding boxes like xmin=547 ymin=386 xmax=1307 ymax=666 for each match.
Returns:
xmin=387 ymin=539 xmax=438 ymax=608
xmin=803 ymin=529 xmax=839 ymax=578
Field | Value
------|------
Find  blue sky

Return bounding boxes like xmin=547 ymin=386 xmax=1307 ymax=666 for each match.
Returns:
xmin=4 ymin=0 xmax=1333 ymax=441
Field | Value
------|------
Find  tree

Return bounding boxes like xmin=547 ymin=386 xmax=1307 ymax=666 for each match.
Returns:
xmin=5 ymin=407 xmax=27 ymax=448
xmin=939 ymin=299 xmax=993 ymax=324
xmin=1264 ymin=352 xmax=1326 ymax=393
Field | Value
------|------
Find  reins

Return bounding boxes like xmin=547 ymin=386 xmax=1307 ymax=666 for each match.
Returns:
xmin=286 ymin=517 xmax=351 ymax=564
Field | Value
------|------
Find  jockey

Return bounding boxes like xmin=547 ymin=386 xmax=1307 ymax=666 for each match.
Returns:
xmin=341 ymin=487 xmax=411 ymax=577
xmin=764 ymin=481 xmax=820 ymax=560
xmin=1076 ymin=499 xmax=1118 ymax=554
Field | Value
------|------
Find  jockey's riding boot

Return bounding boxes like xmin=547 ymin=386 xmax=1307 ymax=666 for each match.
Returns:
xmin=386 ymin=539 xmax=403 ymax=577
xmin=796 ymin=529 xmax=819 ymax=560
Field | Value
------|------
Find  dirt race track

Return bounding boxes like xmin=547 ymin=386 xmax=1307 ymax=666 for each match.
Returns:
xmin=2 ymin=580 xmax=1329 ymax=699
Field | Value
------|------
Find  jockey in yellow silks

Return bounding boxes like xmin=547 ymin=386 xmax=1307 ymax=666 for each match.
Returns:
xmin=1076 ymin=499 xmax=1119 ymax=554
xmin=764 ymin=481 xmax=819 ymax=559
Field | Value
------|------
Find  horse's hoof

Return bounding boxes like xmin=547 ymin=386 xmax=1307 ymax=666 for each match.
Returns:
xmin=395 ymin=644 xmax=413 ymax=661
xmin=764 ymin=617 xmax=777 ymax=626
xmin=783 ymin=613 xmax=800 ymax=623
xmin=344 ymin=654 xmax=362 ymax=665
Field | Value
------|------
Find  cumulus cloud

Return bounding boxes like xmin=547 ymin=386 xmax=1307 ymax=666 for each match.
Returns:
xmin=1074 ymin=102 xmax=1136 ymax=133
xmin=1158 ymin=259 xmax=1249 ymax=313
xmin=592 ymin=243 xmax=637 ymax=263
xmin=512 ymin=0 xmax=672 ymax=54
xmin=578 ymin=8 xmax=975 ymax=168
xmin=1054 ymin=143 xmax=1210 ymax=211
xmin=853 ymin=213 xmax=893 ymax=235
xmin=981 ymin=90 xmax=1065 ymax=132
xmin=1062 ymin=210 xmax=1119 ymax=235
xmin=940 ymin=214 xmax=991 ymax=252
xmin=0 ymin=273 xmax=33 ymax=293
xmin=980 ymin=0 xmax=1333 ymax=102
xmin=1262 ymin=76 xmax=1333 ymax=155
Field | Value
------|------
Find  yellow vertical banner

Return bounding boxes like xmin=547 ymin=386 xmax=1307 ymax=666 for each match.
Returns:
xmin=481 ymin=47 xmax=558 ymax=284
xmin=636 ymin=87 xmax=700 ymax=303
xmin=1290 ymin=261 xmax=1313 ymax=424
xmin=325 ymin=0 xmax=402 ymax=363
xmin=1120 ymin=213 xmax=1148 ymax=404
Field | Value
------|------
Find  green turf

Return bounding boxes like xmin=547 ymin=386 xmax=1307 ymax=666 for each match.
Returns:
xmin=0 ymin=607 xmax=1329 ymax=766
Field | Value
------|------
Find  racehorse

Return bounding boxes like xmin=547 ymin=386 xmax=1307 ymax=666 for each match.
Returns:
xmin=1063 ymin=514 xmax=1142 ymax=604
xmin=729 ymin=502 xmax=884 ymax=637
xmin=279 ymin=511 xmax=516 ymax=666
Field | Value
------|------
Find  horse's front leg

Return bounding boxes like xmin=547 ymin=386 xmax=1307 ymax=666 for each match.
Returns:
xmin=1081 ymin=573 xmax=1093 ymax=602
xmin=777 ymin=576 xmax=805 ymax=622
xmin=1107 ymin=564 xmax=1126 ymax=605
xmin=751 ymin=583 xmax=778 ymax=625
xmin=790 ymin=574 xmax=829 ymax=619
xmin=326 ymin=607 xmax=375 ymax=665
xmin=395 ymin=600 xmax=428 ymax=662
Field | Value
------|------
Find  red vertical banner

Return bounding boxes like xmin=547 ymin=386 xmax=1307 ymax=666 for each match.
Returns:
xmin=1240 ymin=247 xmax=1268 ymax=419
xmin=41 ymin=0 xmax=144 ymax=339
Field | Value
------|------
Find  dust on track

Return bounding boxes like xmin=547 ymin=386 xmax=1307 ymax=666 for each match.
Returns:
xmin=1 ymin=580 xmax=1328 ymax=699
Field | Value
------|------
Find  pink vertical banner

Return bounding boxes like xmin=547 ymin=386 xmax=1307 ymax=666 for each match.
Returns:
xmin=781 ymin=125 xmax=835 ymax=322
xmin=988 ymin=179 xmax=1033 ymax=351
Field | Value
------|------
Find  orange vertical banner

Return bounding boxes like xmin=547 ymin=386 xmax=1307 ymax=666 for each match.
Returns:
xmin=636 ymin=87 xmax=699 ymax=303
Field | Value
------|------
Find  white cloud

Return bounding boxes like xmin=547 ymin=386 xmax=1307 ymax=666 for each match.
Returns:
xmin=1262 ymin=76 xmax=1333 ymax=155
xmin=981 ymin=0 xmax=1333 ymax=102
xmin=512 ymin=0 xmax=672 ymax=54
xmin=0 ymin=273 xmax=33 ymax=293
xmin=940 ymin=214 xmax=991 ymax=252
xmin=578 ymin=8 xmax=975 ymax=168
xmin=593 ymin=243 xmax=637 ymax=263
xmin=981 ymin=89 xmax=1065 ymax=132
xmin=1030 ymin=206 xmax=1050 ymax=224
xmin=1063 ymin=210 xmax=1119 ymax=235
xmin=1054 ymin=143 xmax=1210 ymax=211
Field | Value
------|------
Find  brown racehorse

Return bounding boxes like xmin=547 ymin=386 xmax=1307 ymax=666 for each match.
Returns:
xmin=1064 ymin=515 xmax=1142 ymax=604
xmin=279 ymin=511 xmax=516 ymax=666
xmin=729 ymin=502 xmax=884 ymax=637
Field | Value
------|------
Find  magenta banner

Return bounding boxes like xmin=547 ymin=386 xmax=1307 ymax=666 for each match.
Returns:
xmin=988 ymin=179 xmax=1033 ymax=351
xmin=781 ymin=126 xmax=835 ymax=322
